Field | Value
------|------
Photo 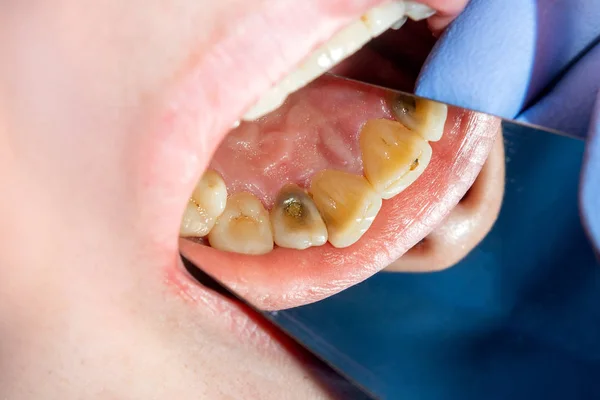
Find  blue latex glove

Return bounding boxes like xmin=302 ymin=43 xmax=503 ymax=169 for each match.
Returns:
xmin=415 ymin=0 xmax=600 ymax=252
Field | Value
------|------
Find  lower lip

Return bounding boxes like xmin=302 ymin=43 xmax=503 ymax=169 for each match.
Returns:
xmin=168 ymin=257 xmax=370 ymax=397
xmin=166 ymin=255 xmax=312 ymax=361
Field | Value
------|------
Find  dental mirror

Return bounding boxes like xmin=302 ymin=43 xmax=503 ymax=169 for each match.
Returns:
xmin=179 ymin=85 xmax=595 ymax=398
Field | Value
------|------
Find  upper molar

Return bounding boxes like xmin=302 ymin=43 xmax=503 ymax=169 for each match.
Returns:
xmin=208 ymin=192 xmax=274 ymax=255
xmin=309 ymin=170 xmax=382 ymax=248
xmin=360 ymin=118 xmax=432 ymax=200
xmin=270 ymin=184 xmax=328 ymax=250
xmin=390 ymin=94 xmax=448 ymax=142
xmin=180 ymin=169 xmax=227 ymax=237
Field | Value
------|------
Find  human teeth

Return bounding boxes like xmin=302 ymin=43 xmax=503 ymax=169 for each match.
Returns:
xmin=360 ymin=118 xmax=432 ymax=199
xmin=390 ymin=94 xmax=448 ymax=141
xmin=180 ymin=170 xmax=227 ymax=237
xmin=242 ymin=0 xmax=422 ymax=121
xmin=363 ymin=1 xmax=406 ymax=36
xmin=208 ymin=192 xmax=274 ymax=255
xmin=404 ymin=1 xmax=436 ymax=20
xmin=270 ymin=184 xmax=328 ymax=250
xmin=309 ymin=170 xmax=382 ymax=248
xmin=391 ymin=16 xmax=408 ymax=30
xmin=242 ymin=20 xmax=371 ymax=121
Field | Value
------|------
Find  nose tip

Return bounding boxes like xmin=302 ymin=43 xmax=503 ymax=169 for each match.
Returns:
xmin=385 ymin=128 xmax=505 ymax=273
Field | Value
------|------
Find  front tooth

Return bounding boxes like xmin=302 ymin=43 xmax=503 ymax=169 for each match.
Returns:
xmin=404 ymin=1 xmax=437 ymax=21
xmin=270 ymin=184 xmax=328 ymax=250
xmin=242 ymin=20 xmax=371 ymax=121
xmin=180 ymin=170 xmax=227 ymax=237
xmin=208 ymin=192 xmax=274 ymax=255
xmin=309 ymin=170 xmax=382 ymax=248
xmin=390 ymin=94 xmax=448 ymax=141
xmin=242 ymin=1 xmax=411 ymax=121
xmin=360 ymin=118 xmax=432 ymax=200
xmin=362 ymin=1 xmax=406 ymax=36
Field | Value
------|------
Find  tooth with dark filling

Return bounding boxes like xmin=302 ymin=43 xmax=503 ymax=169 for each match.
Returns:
xmin=270 ymin=184 xmax=328 ymax=250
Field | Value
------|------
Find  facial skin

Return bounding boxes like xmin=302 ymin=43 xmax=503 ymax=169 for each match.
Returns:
xmin=0 ymin=1 xmax=496 ymax=399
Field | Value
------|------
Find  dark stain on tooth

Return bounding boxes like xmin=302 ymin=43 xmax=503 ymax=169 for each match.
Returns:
xmin=182 ymin=236 xmax=208 ymax=245
xmin=276 ymin=184 xmax=317 ymax=227
xmin=284 ymin=199 xmax=304 ymax=219
xmin=189 ymin=197 xmax=202 ymax=211
xmin=394 ymin=93 xmax=416 ymax=115
xmin=410 ymin=158 xmax=419 ymax=171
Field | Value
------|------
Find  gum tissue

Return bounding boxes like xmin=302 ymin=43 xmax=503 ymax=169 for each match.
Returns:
xmin=209 ymin=76 xmax=393 ymax=208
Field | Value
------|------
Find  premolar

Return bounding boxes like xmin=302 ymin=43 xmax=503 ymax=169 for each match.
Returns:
xmin=360 ymin=118 xmax=432 ymax=199
xmin=270 ymin=184 xmax=328 ymax=250
xmin=309 ymin=170 xmax=382 ymax=248
xmin=208 ymin=192 xmax=274 ymax=255
xmin=390 ymin=95 xmax=448 ymax=142
xmin=180 ymin=170 xmax=227 ymax=237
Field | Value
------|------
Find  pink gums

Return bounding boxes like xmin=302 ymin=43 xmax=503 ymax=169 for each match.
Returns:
xmin=209 ymin=75 xmax=393 ymax=208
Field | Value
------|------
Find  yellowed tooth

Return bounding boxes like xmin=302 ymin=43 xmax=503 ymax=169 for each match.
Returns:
xmin=360 ymin=118 xmax=432 ymax=200
xmin=208 ymin=192 xmax=274 ymax=255
xmin=309 ymin=170 xmax=382 ymax=248
xmin=180 ymin=170 xmax=227 ymax=237
xmin=390 ymin=94 xmax=448 ymax=141
xmin=270 ymin=184 xmax=328 ymax=250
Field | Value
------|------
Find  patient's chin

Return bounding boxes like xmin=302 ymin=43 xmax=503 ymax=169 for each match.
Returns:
xmin=385 ymin=128 xmax=505 ymax=273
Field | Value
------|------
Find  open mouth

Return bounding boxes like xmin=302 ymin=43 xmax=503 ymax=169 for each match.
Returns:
xmin=167 ymin=0 xmax=499 ymax=312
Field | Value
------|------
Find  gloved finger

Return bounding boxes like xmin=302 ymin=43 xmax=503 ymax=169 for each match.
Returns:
xmin=415 ymin=0 xmax=600 ymax=119
xmin=580 ymin=91 xmax=600 ymax=253
xmin=517 ymin=42 xmax=600 ymax=139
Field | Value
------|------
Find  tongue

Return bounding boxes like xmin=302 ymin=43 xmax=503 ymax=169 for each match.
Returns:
xmin=209 ymin=74 xmax=393 ymax=208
